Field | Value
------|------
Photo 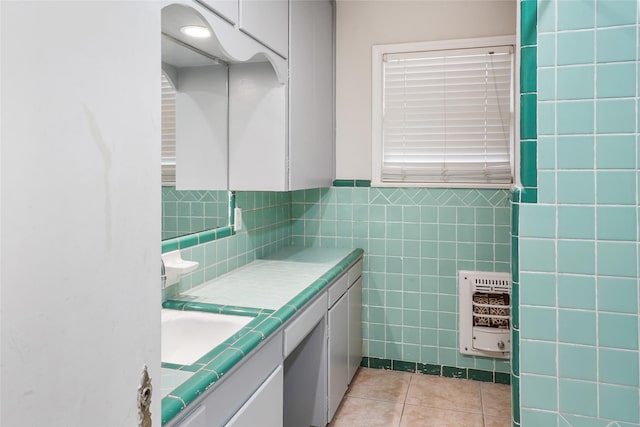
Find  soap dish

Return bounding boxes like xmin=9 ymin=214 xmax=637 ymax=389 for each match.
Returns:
xmin=162 ymin=250 xmax=199 ymax=286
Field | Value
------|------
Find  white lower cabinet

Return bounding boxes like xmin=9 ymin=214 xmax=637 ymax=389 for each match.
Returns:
xmin=225 ymin=365 xmax=283 ymax=427
xmin=348 ymin=277 xmax=363 ymax=383
xmin=328 ymin=292 xmax=349 ymax=421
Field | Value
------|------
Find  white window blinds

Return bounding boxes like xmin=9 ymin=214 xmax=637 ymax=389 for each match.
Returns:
xmin=161 ymin=73 xmax=176 ymax=185
xmin=381 ymin=45 xmax=513 ymax=185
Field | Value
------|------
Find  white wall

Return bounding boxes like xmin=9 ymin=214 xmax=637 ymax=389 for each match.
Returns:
xmin=335 ymin=0 xmax=517 ymax=179
xmin=1 ymin=2 xmax=161 ymax=426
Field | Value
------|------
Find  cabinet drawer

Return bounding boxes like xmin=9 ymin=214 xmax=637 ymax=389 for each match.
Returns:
xmin=348 ymin=259 xmax=363 ymax=286
xmin=328 ymin=273 xmax=348 ymax=308
xmin=283 ymin=293 xmax=327 ymax=357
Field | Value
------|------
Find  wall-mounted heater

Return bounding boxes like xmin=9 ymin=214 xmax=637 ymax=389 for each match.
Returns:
xmin=459 ymin=270 xmax=511 ymax=359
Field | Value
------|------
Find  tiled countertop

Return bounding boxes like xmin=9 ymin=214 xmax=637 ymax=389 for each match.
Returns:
xmin=160 ymin=246 xmax=364 ymax=425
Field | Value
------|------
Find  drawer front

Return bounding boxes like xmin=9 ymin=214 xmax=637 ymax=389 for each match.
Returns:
xmin=328 ymin=273 xmax=348 ymax=308
xmin=283 ymin=293 xmax=327 ymax=357
xmin=348 ymin=259 xmax=363 ymax=286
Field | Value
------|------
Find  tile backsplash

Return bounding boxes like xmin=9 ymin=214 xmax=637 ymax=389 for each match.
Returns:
xmin=291 ymin=187 xmax=512 ymax=375
xmin=162 ymin=191 xmax=291 ymax=300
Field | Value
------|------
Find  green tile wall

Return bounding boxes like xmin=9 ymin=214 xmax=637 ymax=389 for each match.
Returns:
xmin=162 ymin=191 xmax=291 ymax=300
xmin=517 ymin=0 xmax=640 ymax=425
xmin=162 ymin=187 xmax=229 ymax=240
xmin=291 ymin=187 xmax=512 ymax=375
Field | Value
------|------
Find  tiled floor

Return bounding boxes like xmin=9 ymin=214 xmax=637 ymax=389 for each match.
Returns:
xmin=329 ymin=368 xmax=511 ymax=427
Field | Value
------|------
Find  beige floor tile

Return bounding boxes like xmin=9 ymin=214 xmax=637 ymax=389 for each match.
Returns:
xmin=347 ymin=368 xmax=412 ymax=403
xmin=405 ymin=375 xmax=482 ymax=413
xmin=329 ymin=396 xmax=403 ymax=427
xmin=481 ymin=382 xmax=512 ymax=417
xmin=399 ymin=404 xmax=484 ymax=427
xmin=484 ymin=415 xmax=511 ymax=427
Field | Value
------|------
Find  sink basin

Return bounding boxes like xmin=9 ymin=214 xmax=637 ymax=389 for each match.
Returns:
xmin=161 ymin=309 xmax=253 ymax=365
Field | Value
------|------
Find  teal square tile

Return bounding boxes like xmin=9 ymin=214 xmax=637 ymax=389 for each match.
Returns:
xmin=558 ymin=344 xmax=597 ymax=381
xmin=597 ymin=206 xmax=636 ymax=241
xmin=538 ymin=101 xmax=556 ymax=135
xmin=557 ymin=101 xmax=594 ymax=134
xmin=557 ymin=274 xmax=596 ymax=309
xmin=600 ymin=384 xmax=640 ymax=423
xmin=537 ymin=0 xmax=555 ymax=32
xmin=557 ymin=65 xmax=594 ymax=99
xmin=520 ymin=340 xmax=556 ymax=375
xmin=597 ymin=0 xmax=638 ymax=26
xmin=598 ymin=277 xmax=638 ymax=314
xmin=521 ymin=306 xmax=556 ymax=340
xmin=597 ymin=27 xmax=637 ymax=63
xmin=521 ymin=46 xmax=537 ymax=94
xmin=538 ymin=34 xmax=556 ymax=67
xmin=521 ymin=0 xmax=538 ymax=46
xmin=520 ymin=272 xmax=556 ymax=306
xmin=599 ymin=313 xmax=638 ymax=350
xmin=597 ymin=171 xmax=636 ymax=205
xmin=558 ymin=30 xmax=595 ymax=65
xmin=597 ymin=135 xmax=636 ymax=169
xmin=519 ymin=205 xmax=555 ymax=238
xmin=558 ymin=0 xmax=594 ymax=30
xmin=559 ymin=379 xmax=597 ymax=417
xmin=521 ymin=94 xmax=538 ymax=140
xmin=557 ymin=240 xmax=596 ymax=275
xmin=596 ymin=99 xmax=636 ymax=134
xmin=538 ymin=68 xmax=555 ymax=101
xmin=599 ymin=348 xmax=639 ymax=387
xmin=558 ymin=206 xmax=595 ymax=239
xmin=557 ymin=171 xmax=595 ymax=204
xmin=519 ymin=238 xmax=556 ymax=272
xmin=521 ymin=374 xmax=557 ymax=410
xmin=537 ymin=171 xmax=556 ymax=203
xmin=597 ymin=63 xmax=636 ymax=98
xmin=557 ymin=135 xmax=595 ymax=169
xmin=521 ymin=409 xmax=557 ymax=426
xmin=558 ymin=309 xmax=597 ymax=345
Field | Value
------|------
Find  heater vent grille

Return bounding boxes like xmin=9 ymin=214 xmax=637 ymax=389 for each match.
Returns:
xmin=459 ymin=270 xmax=511 ymax=359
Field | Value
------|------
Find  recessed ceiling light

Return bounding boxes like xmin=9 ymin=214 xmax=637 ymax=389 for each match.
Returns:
xmin=179 ymin=25 xmax=211 ymax=38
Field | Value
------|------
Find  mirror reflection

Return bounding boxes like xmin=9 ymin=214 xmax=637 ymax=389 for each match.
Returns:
xmin=161 ymin=5 xmax=231 ymax=240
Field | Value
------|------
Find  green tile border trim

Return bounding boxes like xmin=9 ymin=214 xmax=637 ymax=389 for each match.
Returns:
xmin=332 ymin=179 xmax=371 ymax=187
xmin=520 ymin=141 xmax=537 ymax=187
xmin=361 ymin=357 xmax=511 ymax=385
xmin=161 ymin=248 xmax=364 ymax=425
xmin=162 ymin=225 xmax=235 ymax=254
xmin=163 ymin=300 xmax=274 ymax=317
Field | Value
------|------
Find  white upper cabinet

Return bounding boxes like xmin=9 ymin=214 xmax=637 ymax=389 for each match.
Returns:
xmin=228 ymin=0 xmax=335 ymax=191
xmin=288 ymin=0 xmax=334 ymax=190
xmin=239 ymin=0 xmax=289 ymax=58
xmin=196 ymin=0 xmax=239 ymax=24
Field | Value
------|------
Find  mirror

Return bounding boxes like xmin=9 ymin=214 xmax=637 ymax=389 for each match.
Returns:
xmin=161 ymin=4 xmax=231 ymax=241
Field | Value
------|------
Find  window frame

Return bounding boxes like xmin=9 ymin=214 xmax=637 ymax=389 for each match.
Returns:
xmin=371 ymin=35 xmax=517 ymax=189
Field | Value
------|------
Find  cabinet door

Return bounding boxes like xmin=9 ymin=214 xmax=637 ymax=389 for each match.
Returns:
xmin=348 ymin=277 xmax=363 ymax=382
xmin=225 ymin=365 xmax=283 ymax=427
xmin=239 ymin=0 xmax=288 ymax=57
xmin=196 ymin=0 xmax=239 ymax=24
xmin=328 ymin=293 xmax=349 ymax=422
xmin=288 ymin=0 xmax=334 ymax=190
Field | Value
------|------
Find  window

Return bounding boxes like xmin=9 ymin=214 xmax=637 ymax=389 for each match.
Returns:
xmin=372 ymin=36 xmax=515 ymax=187
xmin=161 ymin=72 xmax=176 ymax=185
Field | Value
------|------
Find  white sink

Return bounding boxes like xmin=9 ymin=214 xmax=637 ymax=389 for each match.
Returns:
xmin=161 ymin=309 xmax=253 ymax=366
